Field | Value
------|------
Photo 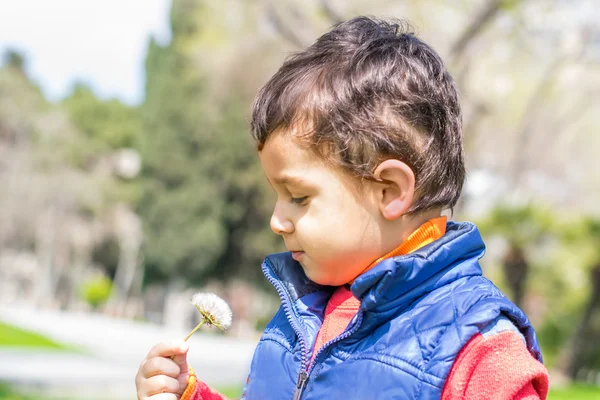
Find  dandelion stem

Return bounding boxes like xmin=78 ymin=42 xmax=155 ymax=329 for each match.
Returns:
xmin=183 ymin=320 xmax=207 ymax=342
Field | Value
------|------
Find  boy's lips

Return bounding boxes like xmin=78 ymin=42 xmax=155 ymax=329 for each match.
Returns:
xmin=291 ymin=251 xmax=305 ymax=261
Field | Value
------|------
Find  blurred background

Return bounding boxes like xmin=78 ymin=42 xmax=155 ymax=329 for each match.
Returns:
xmin=0 ymin=0 xmax=599 ymax=398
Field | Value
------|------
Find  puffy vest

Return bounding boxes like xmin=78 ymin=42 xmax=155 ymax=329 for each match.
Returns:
xmin=242 ymin=222 xmax=543 ymax=399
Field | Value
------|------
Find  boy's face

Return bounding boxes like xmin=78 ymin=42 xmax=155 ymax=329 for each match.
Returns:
xmin=259 ymin=131 xmax=388 ymax=286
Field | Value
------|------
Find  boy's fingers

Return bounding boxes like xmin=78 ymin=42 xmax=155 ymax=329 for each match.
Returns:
xmin=147 ymin=341 xmax=189 ymax=359
xmin=177 ymin=357 xmax=190 ymax=377
xmin=144 ymin=375 xmax=181 ymax=396
xmin=141 ymin=356 xmax=181 ymax=379
xmin=147 ymin=394 xmax=179 ymax=400
xmin=171 ymin=352 xmax=188 ymax=368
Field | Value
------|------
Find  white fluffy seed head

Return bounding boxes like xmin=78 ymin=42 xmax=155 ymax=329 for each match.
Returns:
xmin=190 ymin=292 xmax=233 ymax=330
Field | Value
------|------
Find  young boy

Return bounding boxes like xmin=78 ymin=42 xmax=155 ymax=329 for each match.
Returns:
xmin=135 ymin=17 xmax=549 ymax=399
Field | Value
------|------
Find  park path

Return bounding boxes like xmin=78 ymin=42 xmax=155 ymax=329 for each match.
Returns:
xmin=0 ymin=305 xmax=257 ymax=399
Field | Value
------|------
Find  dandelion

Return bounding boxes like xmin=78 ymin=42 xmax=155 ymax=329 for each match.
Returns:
xmin=183 ymin=292 xmax=233 ymax=341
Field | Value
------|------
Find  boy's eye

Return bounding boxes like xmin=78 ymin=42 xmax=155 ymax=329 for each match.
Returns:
xmin=290 ymin=196 xmax=308 ymax=205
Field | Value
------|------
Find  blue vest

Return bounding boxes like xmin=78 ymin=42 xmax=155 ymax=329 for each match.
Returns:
xmin=242 ymin=222 xmax=543 ymax=399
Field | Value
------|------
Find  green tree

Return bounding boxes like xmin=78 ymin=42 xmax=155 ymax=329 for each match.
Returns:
xmin=139 ymin=0 xmax=279 ymax=286
xmin=478 ymin=203 xmax=553 ymax=308
xmin=62 ymin=83 xmax=141 ymax=150
xmin=558 ymin=218 xmax=600 ymax=379
xmin=2 ymin=49 xmax=26 ymax=73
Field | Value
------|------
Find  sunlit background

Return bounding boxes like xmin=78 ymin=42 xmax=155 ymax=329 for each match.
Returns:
xmin=1 ymin=0 xmax=599 ymax=399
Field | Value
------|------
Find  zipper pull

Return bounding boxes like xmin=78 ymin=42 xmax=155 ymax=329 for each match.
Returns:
xmin=292 ymin=370 xmax=309 ymax=400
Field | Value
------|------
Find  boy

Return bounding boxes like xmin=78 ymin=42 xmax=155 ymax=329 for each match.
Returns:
xmin=136 ymin=17 xmax=549 ymax=399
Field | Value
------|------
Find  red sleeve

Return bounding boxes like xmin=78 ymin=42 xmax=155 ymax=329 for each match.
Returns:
xmin=441 ymin=331 xmax=549 ymax=400
xmin=515 ymin=382 xmax=544 ymax=400
xmin=181 ymin=368 xmax=231 ymax=400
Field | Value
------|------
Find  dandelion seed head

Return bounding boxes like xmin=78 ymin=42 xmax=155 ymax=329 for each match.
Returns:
xmin=190 ymin=292 xmax=233 ymax=330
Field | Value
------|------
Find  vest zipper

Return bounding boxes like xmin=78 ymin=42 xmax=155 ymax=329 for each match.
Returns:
xmin=262 ymin=258 xmax=366 ymax=400
xmin=308 ymin=311 xmax=364 ymax=374
xmin=290 ymin=312 xmax=364 ymax=399
xmin=261 ymin=260 xmax=311 ymax=385
xmin=292 ymin=370 xmax=309 ymax=400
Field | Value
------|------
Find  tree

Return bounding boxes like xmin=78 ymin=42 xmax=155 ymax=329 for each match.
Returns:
xmin=2 ymin=49 xmax=26 ymax=73
xmin=62 ymin=83 xmax=142 ymax=150
xmin=478 ymin=203 xmax=553 ymax=308
xmin=0 ymin=63 xmax=101 ymax=310
xmin=139 ymin=0 xmax=280 ymax=287
xmin=558 ymin=218 xmax=600 ymax=379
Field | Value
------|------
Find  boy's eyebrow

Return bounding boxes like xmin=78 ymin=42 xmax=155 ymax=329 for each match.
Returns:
xmin=271 ymin=174 xmax=306 ymax=186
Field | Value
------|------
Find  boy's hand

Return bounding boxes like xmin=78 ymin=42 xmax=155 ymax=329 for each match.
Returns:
xmin=135 ymin=340 xmax=190 ymax=400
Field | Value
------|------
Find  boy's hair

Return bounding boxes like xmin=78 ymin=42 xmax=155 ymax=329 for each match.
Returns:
xmin=251 ymin=16 xmax=465 ymax=214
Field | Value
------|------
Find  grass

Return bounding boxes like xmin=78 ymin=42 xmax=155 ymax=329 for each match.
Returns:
xmin=1 ymin=320 xmax=598 ymax=400
xmin=0 ymin=322 xmax=67 ymax=349
xmin=549 ymin=383 xmax=600 ymax=399
xmin=0 ymin=384 xmax=50 ymax=400
xmin=0 ymin=384 xmax=242 ymax=400
xmin=216 ymin=385 xmax=243 ymax=398
xmin=180 ymin=384 xmax=600 ymax=399
xmin=0 ymin=383 xmax=599 ymax=399
xmin=214 ymin=384 xmax=600 ymax=399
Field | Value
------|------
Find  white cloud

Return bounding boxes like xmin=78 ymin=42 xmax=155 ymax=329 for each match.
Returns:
xmin=0 ymin=0 xmax=172 ymax=105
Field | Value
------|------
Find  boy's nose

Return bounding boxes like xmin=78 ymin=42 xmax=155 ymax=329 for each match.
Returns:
xmin=270 ymin=203 xmax=294 ymax=235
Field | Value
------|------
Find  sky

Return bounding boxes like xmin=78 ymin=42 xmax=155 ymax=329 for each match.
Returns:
xmin=0 ymin=0 xmax=172 ymax=105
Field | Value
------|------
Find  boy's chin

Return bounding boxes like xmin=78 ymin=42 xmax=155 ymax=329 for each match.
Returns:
xmin=295 ymin=257 xmax=352 ymax=286
xmin=301 ymin=265 xmax=328 ymax=285
xmin=303 ymin=268 xmax=347 ymax=287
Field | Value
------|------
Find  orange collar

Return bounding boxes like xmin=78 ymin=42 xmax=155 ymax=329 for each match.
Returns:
xmin=351 ymin=216 xmax=447 ymax=283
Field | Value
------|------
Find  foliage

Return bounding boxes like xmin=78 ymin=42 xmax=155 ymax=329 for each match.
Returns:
xmin=2 ymin=49 xmax=26 ymax=72
xmin=0 ymin=322 xmax=67 ymax=349
xmin=138 ymin=0 xmax=281 ymax=286
xmin=537 ymin=302 xmax=584 ymax=367
xmin=79 ymin=275 xmax=113 ymax=310
xmin=62 ymin=83 xmax=141 ymax=150
xmin=1 ymin=0 xmax=600 ymax=381
xmin=61 ymin=83 xmax=144 ymax=210
xmin=476 ymin=202 xmax=555 ymax=307
xmin=477 ymin=202 xmax=554 ymax=247
xmin=0 ymin=58 xmax=142 ymax=311
xmin=558 ymin=217 xmax=600 ymax=270
xmin=551 ymin=216 xmax=600 ymax=377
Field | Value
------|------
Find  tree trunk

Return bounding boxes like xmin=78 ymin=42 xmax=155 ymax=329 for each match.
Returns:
xmin=502 ymin=245 xmax=529 ymax=309
xmin=106 ymin=206 xmax=142 ymax=316
xmin=564 ymin=263 xmax=600 ymax=380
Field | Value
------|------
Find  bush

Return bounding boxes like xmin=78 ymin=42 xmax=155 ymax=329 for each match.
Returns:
xmin=80 ymin=275 xmax=112 ymax=310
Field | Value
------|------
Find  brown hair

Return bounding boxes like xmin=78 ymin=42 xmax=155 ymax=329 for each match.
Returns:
xmin=251 ymin=17 xmax=465 ymax=214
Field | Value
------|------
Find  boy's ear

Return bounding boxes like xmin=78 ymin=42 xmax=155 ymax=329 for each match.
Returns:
xmin=372 ymin=159 xmax=415 ymax=221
